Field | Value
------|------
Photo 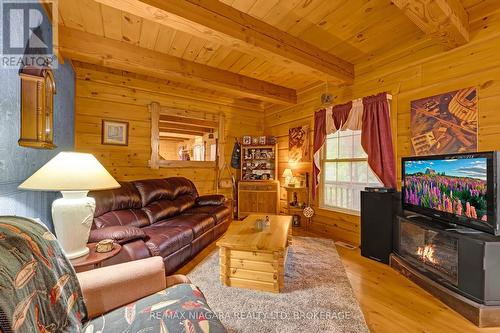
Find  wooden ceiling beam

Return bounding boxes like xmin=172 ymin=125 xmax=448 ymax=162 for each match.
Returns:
xmin=59 ymin=26 xmax=297 ymax=105
xmin=159 ymin=124 xmax=213 ymax=133
xmin=159 ymin=128 xmax=206 ymax=136
xmin=159 ymin=115 xmax=218 ymax=129
xmin=73 ymin=61 xmax=263 ymax=112
xmin=92 ymin=0 xmax=354 ymax=83
xmin=392 ymin=0 xmax=469 ymax=49
xmin=160 ymin=137 xmax=187 ymax=142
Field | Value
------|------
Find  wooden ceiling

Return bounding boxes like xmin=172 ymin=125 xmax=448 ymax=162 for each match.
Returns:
xmin=57 ymin=0 xmax=500 ymax=107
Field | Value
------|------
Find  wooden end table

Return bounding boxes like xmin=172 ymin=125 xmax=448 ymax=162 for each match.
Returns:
xmin=70 ymin=243 xmax=121 ymax=272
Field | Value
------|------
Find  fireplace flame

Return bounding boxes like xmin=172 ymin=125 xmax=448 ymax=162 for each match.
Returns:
xmin=416 ymin=245 xmax=437 ymax=264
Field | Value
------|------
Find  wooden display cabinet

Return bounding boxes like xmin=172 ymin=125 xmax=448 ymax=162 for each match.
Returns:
xmin=238 ymin=142 xmax=279 ymax=218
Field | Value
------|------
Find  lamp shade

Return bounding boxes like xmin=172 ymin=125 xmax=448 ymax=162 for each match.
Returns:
xmin=282 ymin=168 xmax=293 ymax=178
xmin=19 ymin=152 xmax=120 ymax=191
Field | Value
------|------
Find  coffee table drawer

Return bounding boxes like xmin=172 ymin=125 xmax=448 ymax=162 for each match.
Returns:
xmin=219 ymin=247 xmax=287 ymax=293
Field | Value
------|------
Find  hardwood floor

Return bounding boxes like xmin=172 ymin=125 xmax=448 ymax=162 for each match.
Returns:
xmin=177 ymin=227 xmax=500 ymax=333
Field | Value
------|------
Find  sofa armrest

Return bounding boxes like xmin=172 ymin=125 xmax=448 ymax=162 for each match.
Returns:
xmin=89 ymin=225 xmax=147 ymax=244
xmin=196 ymin=194 xmax=225 ymax=206
xmin=77 ymin=256 xmax=166 ymax=318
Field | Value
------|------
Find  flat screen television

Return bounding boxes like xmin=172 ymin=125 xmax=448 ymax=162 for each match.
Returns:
xmin=402 ymin=151 xmax=499 ymax=235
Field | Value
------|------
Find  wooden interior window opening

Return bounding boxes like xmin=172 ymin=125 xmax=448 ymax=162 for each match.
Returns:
xmin=148 ymin=102 xmax=224 ymax=169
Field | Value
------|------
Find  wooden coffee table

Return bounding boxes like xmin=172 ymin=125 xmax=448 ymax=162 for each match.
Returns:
xmin=217 ymin=214 xmax=292 ymax=293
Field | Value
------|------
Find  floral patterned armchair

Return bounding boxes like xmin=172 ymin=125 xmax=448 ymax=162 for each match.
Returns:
xmin=0 ymin=216 xmax=226 ymax=332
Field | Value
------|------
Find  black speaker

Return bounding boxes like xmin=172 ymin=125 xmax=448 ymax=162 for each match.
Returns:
xmin=361 ymin=190 xmax=401 ymax=264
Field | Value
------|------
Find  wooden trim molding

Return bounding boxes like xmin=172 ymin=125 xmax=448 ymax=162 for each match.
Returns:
xmin=157 ymin=160 xmax=216 ymax=168
xmin=149 ymin=102 xmax=160 ymax=169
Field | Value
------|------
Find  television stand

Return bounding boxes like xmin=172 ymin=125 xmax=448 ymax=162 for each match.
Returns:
xmin=392 ymin=215 xmax=500 ymax=327
xmin=390 ymin=254 xmax=500 ymax=327
xmin=447 ymin=228 xmax=483 ymax=234
xmin=405 ymin=213 xmax=433 ymax=221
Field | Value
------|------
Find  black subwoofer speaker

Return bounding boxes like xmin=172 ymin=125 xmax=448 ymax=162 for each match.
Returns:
xmin=361 ymin=190 xmax=401 ymax=264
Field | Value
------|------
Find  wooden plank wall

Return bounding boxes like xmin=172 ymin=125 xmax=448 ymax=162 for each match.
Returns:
xmin=264 ymin=7 xmax=500 ymax=245
xmin=74 ymin=64 xmax=263 ymax=196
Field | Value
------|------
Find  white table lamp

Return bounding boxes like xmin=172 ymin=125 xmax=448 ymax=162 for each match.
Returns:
xmin=282 ymin=168 xmax=294 ymax=186
xmin=19 ymin=152 xmax=120 ymax=259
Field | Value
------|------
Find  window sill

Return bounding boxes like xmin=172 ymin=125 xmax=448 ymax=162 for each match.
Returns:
xmin=319 ymin=205 xmax=360 ymax=217
xmin=149 ymin=160 xmax=216 ymax=168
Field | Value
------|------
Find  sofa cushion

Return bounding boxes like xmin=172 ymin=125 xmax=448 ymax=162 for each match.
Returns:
xmin=183 ymin=205 xmax=231 ymax=225
xmin=93 ymin=209 xmax=151 ymax=229
xmin=196 ymin=194 xmax=225 ymax=206
xmin=141 ymin=199 xmax=180 ymax=223
xmin=84 ymin=284 xmax=227 ymax=333
xmin=90 ymin=182 xmax=142 ymax=217
xmin=175 ymin=194 xmax=197 ymax=212
xmin=133 ymin=177 xmax=198 ymax=206
xmin=89 ymin=225 xmax=147 ymax=244
xmin=133 ymin=179 xmax=174 ymax=206
xmin=160 ymin=214 xmax=215 ymax=238
xmin=143 ymin=224 xmax=193 ymax=258
xmin=90 ymin=182 xmax=150 ymax=229
xmin=141 ymin=195 xmax=198 ymax=224
xmin=167 ymin=177 xmax=199 ymax=198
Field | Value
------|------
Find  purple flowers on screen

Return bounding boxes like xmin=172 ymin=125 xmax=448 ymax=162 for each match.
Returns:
xmin=404 ymin=174 xmax=488 ymax=222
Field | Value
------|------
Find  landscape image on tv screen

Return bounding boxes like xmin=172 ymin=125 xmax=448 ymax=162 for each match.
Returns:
xmin=404 ymin=157 xmax=488 ymax=222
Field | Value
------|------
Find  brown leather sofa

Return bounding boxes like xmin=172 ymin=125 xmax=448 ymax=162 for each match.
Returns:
xmin=88 ymin=177 xmax=232 ymax=274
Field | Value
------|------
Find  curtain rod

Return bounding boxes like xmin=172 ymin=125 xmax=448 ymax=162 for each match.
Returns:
xmin=317 ymin=93 xmax=393 ymax=111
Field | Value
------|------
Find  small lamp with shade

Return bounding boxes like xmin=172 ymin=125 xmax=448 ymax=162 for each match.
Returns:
xmin=282 ymin=168 xmax=294 ymax=186
xmin=18 ymin=152 xmax=120 ymax=259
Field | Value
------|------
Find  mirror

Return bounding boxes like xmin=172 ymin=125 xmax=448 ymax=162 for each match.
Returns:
xmin=19 ymin=66 xmax=56 ymax=149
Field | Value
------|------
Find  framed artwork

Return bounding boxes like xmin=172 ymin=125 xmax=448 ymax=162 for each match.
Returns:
xmin=102 ymin=120 xmax=129 ymax=146
xmin=410 ymin=87 xmax=478 ymax=155
xmin=288 ymin=125 xmax=310 ymax=162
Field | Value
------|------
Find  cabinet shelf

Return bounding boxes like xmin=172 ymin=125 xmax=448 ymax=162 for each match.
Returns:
xmin=242 ymin=145 xmax=275 ymax=149
xmin=241 ymin=143 xmax=277 ymax=182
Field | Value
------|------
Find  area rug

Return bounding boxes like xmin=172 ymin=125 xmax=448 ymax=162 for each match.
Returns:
xmin=187 ymin=236 xmax=369 ymax=333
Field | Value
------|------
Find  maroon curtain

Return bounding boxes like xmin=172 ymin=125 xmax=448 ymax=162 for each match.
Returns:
xmin=361 ymin=93 xmax=396 ymax=188
xmin=312 ymin=108 xmax=327 ymax=200
xmin=332 ymin=101 xmax=352 ymax=130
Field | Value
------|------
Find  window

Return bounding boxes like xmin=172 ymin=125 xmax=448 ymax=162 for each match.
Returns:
xmin=321 ymin=129 xmax=382 ymax=214
xmin=210 ymin=143 xmax=217 ymax=161
xmin=192 ymin=143 xmax=204 ymax=161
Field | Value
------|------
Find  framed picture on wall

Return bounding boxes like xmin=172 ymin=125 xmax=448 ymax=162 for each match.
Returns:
xmin=288 ymin=125 xmax=310 ymax=162
xmin=410 ymin=87 xmax=478 ymax=155
xmin=102 ymin=120 xmax=129 ymax=146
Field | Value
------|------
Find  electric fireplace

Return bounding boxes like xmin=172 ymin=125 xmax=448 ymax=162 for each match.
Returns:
xmin=399 ymin=221 xmax=458 ymax=286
